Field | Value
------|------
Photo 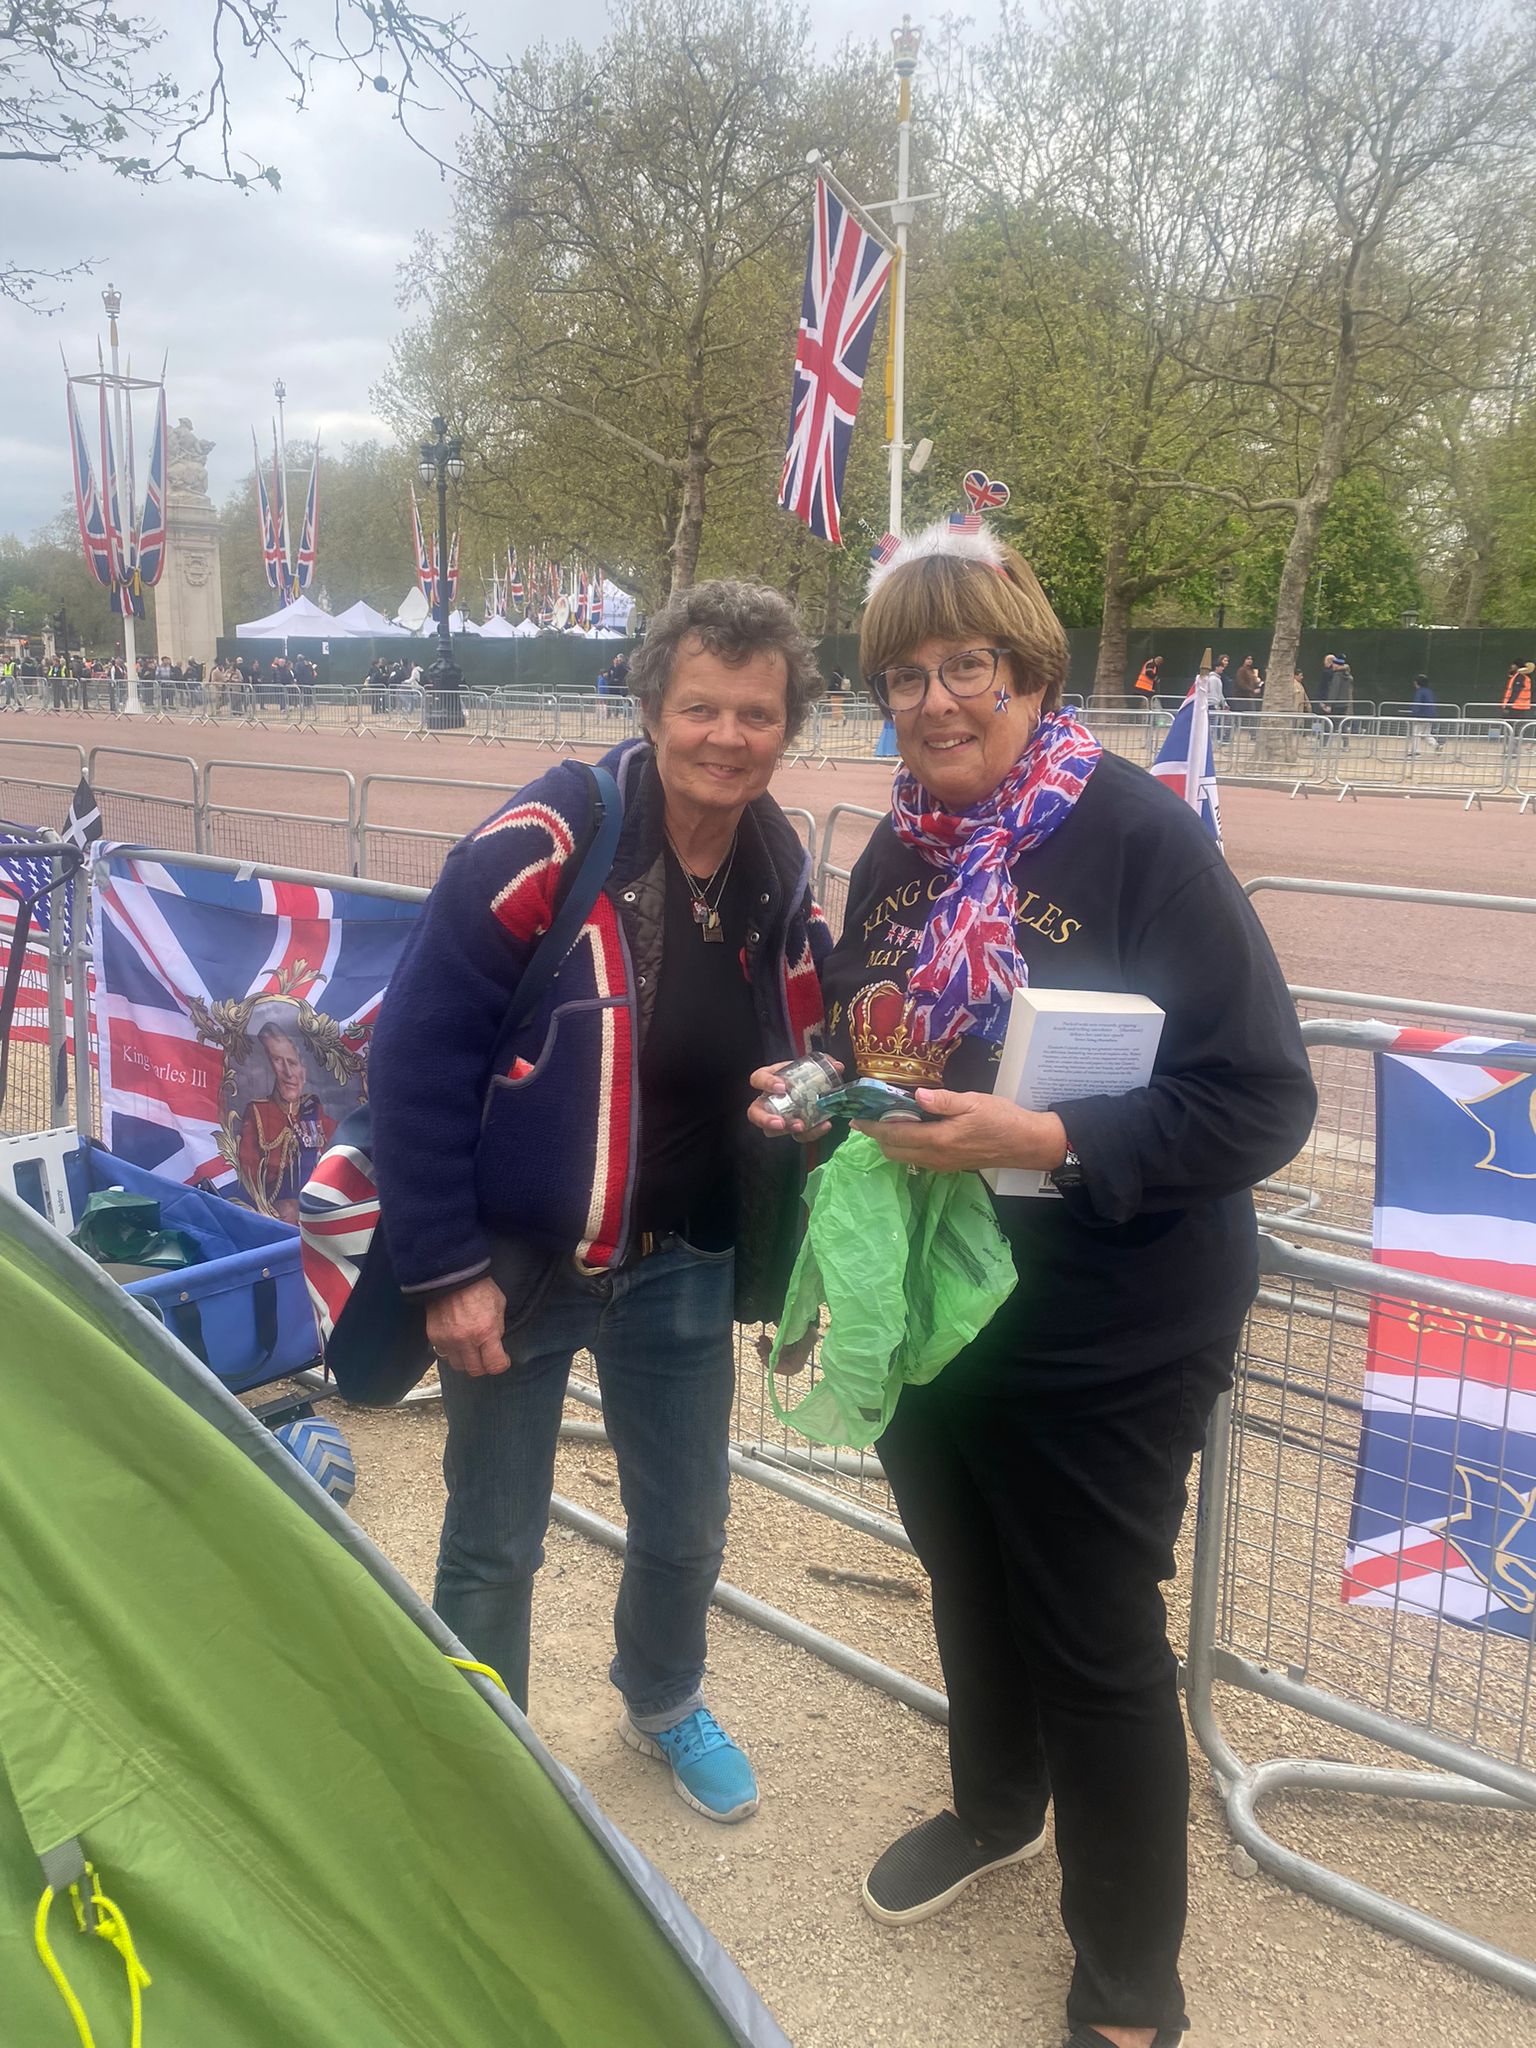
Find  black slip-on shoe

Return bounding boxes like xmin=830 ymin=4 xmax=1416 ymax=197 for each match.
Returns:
xmin=861 ymin=1808 xmax=1047 ymax=1925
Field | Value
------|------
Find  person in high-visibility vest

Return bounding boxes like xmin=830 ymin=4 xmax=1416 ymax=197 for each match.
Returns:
xmin=1502 ymin=662 xmax=1534 ymax=714
xmin=1131 ymin=653 xmax=1163 ymax=703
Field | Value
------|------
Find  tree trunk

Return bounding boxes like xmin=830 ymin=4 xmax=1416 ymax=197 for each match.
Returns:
xmin=1459 ymin=539 xmax=1491 ymax=628
xmin=1093 ymin=549 xmax=1133 ymax=701
xmin=1265 ymin=264 xmax=1365 ymax=696
xmin=822 ymin=554 xmax=841 ymax=635
xmin=669 ymin=415 xmax=710 ymax=594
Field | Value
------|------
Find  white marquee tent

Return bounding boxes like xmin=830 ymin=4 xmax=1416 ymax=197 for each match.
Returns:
xmin=334 ymin=600 xmax=410 ymax=637
xmin=234 ymin=594 xmax=344 ymax=640
xmin=394 ymin=587 xmax=431 ymax=631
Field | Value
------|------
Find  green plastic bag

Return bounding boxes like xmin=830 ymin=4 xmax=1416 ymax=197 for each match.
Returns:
xmin=69 ymin=1189 xmax=201 ymax=1274
xmin=768 ymin=1133 xmax=1017 ymax=1449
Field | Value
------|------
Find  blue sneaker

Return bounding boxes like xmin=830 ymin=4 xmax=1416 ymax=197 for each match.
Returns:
xmin=620 ymin=1707 xmax=759 ymax=1823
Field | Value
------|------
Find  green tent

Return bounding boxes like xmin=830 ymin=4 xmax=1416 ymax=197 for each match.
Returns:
xmin=0 ymin=1187 xmax=787 ymax=2048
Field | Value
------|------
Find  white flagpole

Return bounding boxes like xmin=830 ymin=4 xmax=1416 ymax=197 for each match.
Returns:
xmin=886 ymin=18 xmax=921 ymax=536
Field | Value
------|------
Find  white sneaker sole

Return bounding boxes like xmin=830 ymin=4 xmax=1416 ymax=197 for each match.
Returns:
xmin=861 ymin=1825 xmax=1049 ymax=1925
xmin=619 ymin=1714 xmax=760 ymax=1824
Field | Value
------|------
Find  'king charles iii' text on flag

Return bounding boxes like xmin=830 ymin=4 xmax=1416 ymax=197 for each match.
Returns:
xmin=92 ymin=853 xmax=418 ymax=1197
xmin=1150 ymin=677 xmax=1222 ymax=844
xmin=1344 ymin=1032 xmax=1536 ymax=1638
xmin=777 ymin=179 xmax=893 ymax=547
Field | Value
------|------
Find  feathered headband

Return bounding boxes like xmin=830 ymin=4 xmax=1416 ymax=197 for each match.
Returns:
xmin=865 ymin=519 xmax=1009 ymax=602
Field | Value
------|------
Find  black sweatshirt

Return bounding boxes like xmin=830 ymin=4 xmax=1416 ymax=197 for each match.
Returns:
xmin=820 ymin=751 xmax=1317 ymax=1380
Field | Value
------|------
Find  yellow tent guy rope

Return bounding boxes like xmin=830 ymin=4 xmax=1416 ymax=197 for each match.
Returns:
xmin=34 ymin=1865 xmax=152 ymax=2048
xmin=445 ymin=1655 xmax=509 ymax=1694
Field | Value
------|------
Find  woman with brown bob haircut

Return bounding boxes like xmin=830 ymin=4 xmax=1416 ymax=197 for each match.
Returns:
xmin=752 ymin=522 xmax=1315 ymax=2048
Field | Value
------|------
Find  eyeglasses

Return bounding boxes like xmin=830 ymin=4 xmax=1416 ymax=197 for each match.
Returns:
xmin=867 ymin=646 xmax=1007 ymax=712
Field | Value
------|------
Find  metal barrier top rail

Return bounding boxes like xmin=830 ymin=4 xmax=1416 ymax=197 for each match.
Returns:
xmin=1245 ymin=874 xmax=1536 ymax=916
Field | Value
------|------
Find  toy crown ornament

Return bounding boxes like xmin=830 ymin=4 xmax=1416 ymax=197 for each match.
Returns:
xmin=865 ymin=518 xmax=1008 ymax=601
xmin=848 ymin=981 xmax=953 ymax=1087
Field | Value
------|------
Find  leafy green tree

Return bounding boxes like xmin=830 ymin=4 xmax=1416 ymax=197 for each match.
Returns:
xmin=380 ymin=0 xmax=894 ymax=600
xmin=1234 ymin=473 xmax=1424 ymax=628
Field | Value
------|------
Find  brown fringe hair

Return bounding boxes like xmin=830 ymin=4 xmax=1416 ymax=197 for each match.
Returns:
xmin=860 ymin=545 xmax=1070 ymax=713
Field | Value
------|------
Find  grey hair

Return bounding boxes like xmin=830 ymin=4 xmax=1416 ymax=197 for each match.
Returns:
xmin=626 ymin=579 xmax=823 ymax=743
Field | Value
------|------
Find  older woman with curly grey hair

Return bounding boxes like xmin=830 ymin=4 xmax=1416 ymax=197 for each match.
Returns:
xmin=370 ymin=577 xmax=829 ymax=1825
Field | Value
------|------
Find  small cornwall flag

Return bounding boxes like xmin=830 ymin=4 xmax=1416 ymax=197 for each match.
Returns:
xmin=62 ymin=776 xmax=103 ymax=854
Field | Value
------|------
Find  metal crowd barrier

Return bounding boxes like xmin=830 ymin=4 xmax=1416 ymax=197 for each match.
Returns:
xmin=1516 ymin=722 xmax=1536 ymax=813
xmin=202 ymin=760 xmax=358 ymax=875
xmin=1330 ymin=716 xmax=1517 ymax=806
xmin=0 ymin=736 xmax=86 ymax=832
xmin=1188 ymin=1227 xmax=1536 ymax=1999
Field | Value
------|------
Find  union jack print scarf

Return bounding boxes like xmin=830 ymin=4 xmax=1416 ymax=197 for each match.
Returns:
xmin=890 ymin=710 xmax=1102 ymax=1048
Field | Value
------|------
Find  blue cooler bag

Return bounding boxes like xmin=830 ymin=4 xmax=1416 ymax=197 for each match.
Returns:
xmin=67 ymin=1142 xmax=319 ymax=1393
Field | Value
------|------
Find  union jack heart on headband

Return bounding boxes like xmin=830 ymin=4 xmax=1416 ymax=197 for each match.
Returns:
xmin=962 ymin=470 xmax=1011 ymax=514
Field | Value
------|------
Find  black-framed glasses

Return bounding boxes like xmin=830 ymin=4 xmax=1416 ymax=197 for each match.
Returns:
xmin=867 ymin=646 xmax=1006 ymax=713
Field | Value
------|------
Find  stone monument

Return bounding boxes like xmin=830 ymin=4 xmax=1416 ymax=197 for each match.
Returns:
xmin=154 ymin=417 xmax=225 ymax=667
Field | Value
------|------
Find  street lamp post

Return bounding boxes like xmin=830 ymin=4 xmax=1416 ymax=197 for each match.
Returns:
xmin=418 ymin=414 xmax=465 ymax=731
xmin=886 ymin=16 xmax=921 ymax=535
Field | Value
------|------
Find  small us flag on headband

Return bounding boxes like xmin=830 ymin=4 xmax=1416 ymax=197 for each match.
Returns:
xmin=870 ymin=532 xmax=901 ymax=565
xmin=948 ymin=511 xmax=982 ymax=535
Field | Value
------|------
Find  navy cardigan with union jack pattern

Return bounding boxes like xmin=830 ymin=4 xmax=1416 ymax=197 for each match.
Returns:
xmin=368 ymin=739 xmax=829 ymax=1318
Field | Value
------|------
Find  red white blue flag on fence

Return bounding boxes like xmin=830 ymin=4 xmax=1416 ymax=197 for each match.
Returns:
xmin=1344 ymin=1031 xmax=1536 ymax=1638
xmin=1150 ymin=678 xmax=1222 ymax=844
xmin=92 ymin=853 xmax=418 ymax=1214
xmin=777 ymin=178 xmax=893 ymax=547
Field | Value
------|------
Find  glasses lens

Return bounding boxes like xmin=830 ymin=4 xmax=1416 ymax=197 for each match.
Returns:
xmin=880 ymin=666 xmax=929 ymax=709
xmin=939 ymin=650 xmax=998 ymax=697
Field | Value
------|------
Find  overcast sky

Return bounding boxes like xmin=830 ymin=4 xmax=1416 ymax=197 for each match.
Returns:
xmin=0 ymin=0 xmax=975 ymax=542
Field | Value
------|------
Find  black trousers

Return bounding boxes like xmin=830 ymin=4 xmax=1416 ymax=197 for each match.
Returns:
xmin=877 ymin=1331 xmax=1237 ymax=2037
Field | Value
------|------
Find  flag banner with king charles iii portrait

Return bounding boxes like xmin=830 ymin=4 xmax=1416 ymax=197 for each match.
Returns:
xmin=92 ymin=853 xmax=420 ymax=1225
xmin=1344 ymin=1030 xmax=1536 ymax=1640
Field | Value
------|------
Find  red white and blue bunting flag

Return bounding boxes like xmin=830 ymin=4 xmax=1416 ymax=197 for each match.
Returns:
xmin=1345 ymin=1032 xmax=1536 ymax=1639
xmin=67 ymin=385 xmax=115 ymax=591
xmin=295 ymin=439 xmax=321 ymax=592
xmin=778 ymin=178 xmax=894 ymax=547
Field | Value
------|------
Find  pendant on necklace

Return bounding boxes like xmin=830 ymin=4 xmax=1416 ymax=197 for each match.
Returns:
xmin=692 ymin=900 xmax=723 ymax=941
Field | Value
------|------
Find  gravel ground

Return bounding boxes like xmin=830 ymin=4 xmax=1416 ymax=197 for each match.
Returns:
xmin=329 ymin=1387 xmax=1535 ymax=2048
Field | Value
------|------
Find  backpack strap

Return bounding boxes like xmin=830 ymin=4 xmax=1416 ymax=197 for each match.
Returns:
xmin=503 ymin=763 xmax=622 ymax=1034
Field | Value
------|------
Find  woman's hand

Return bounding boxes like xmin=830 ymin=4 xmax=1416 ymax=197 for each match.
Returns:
xmin=853 ymin=1089 xmax=1068 ymax=1175
xmin=755 ymin=1329 xmax=817 ymax=1376
xmin=426 ymin=1274 xmax=511 ymax=1377
xmin=747 ymin=1058 xmax=842 ymax=1142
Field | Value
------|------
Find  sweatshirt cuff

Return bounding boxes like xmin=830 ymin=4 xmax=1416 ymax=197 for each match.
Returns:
xmin=1052 ymin=1095 xmax=1144 ymax=1226
xmin=397 ymin=1255 xmax=493 ymax=1300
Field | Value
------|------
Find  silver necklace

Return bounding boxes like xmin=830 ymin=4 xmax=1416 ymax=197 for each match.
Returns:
xmin=667 ymin=831 xmax=737 ymax=942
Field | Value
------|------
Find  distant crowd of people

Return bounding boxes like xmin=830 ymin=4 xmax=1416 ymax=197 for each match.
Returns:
xmin=1128 ymin=649 xmax=1536 ymax=744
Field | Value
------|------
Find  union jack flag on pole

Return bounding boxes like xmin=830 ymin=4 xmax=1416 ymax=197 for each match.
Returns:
xmin=67 ymin=384 xmax=115 ymax=593
xmin=255 ymin=430 xmax=283 ymax=591
xmin=295 ymin=438 xmax=321 ymax=592
xmin=1150 ymin=676 xmax=1222 ymax=845
xmin=778 ymin=178 xmax=894 ymax=546
xmin=1344 ymin=1032 xmax=1536 ymax=1639
xmin=133 ymin=387 xmax=169 ymax=593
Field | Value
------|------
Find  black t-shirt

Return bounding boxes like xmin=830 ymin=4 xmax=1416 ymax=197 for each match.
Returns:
xmin=634 ymin=847 xmax=763 ymax=1248
xmin=820 ymin=751 xmax=1316 ymax=1381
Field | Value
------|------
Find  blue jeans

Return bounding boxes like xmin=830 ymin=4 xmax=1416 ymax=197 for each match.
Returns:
xmin=434 ymin=1236 xmax=737 ymax=1725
